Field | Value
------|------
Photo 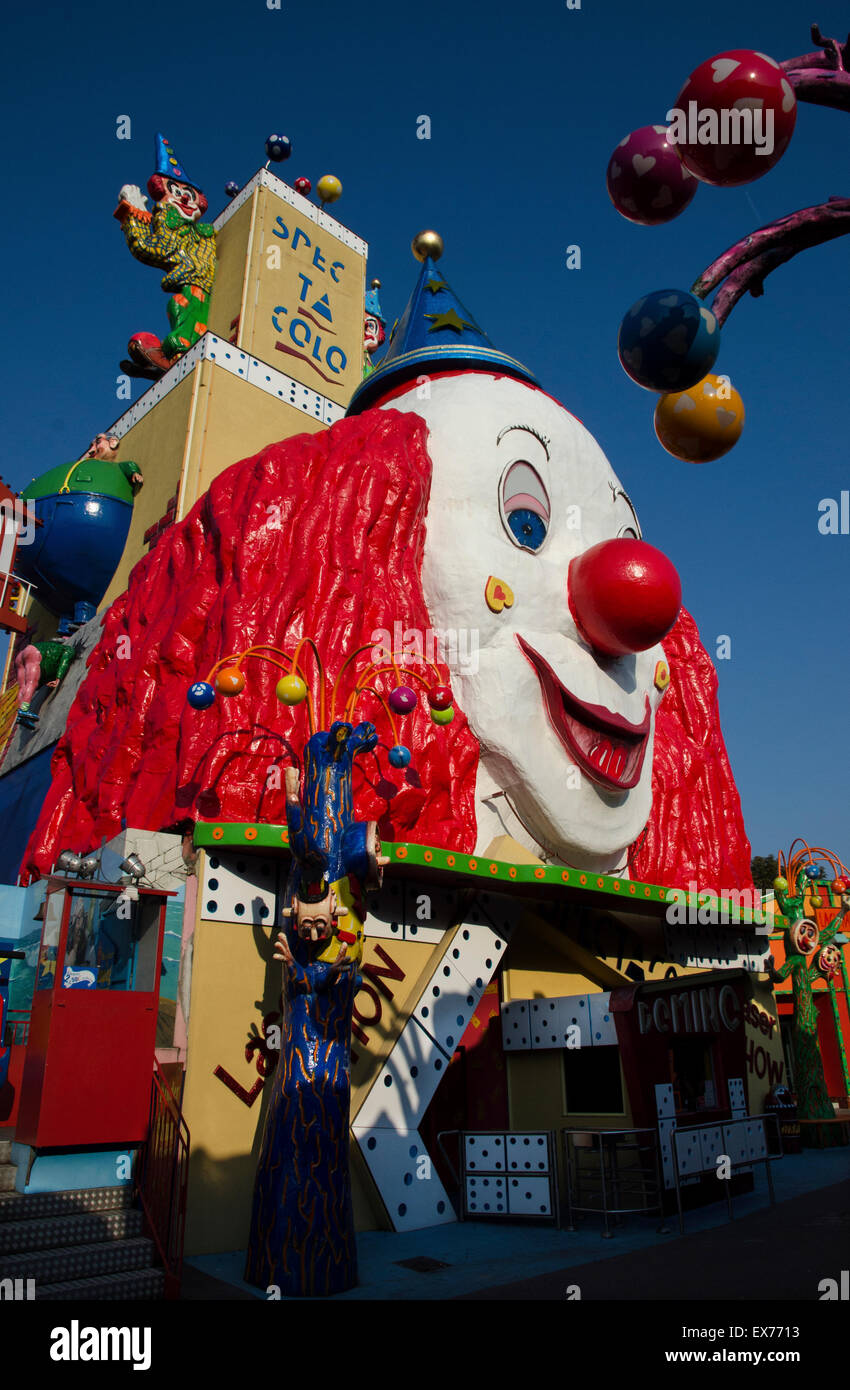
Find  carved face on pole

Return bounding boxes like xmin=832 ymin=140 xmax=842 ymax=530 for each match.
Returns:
xmin=384 ymin=372 xmax=681 ymax=871
xmin=790 ymin=917 xmax=819 ymax=955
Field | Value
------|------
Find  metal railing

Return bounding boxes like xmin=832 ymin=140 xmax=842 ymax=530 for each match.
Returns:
xmin=134 ymin=1058 xmax=189 ymax=1299
xmin=669 ymin=1114 xmax=781 ymax=1234
xmin=2 ymin=1010 xmax=31 ymax=1047
xmin=562 ymin=1127 xmax=668 ymax=1238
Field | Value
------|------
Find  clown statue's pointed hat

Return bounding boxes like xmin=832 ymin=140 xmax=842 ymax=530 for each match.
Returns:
xmin=154 ymin=132 xmax=201 ymax=191
xmin=365 ymin=279 xmax=384 ymax=324
xmin=347 ymin=230 xmax=537 ymax=415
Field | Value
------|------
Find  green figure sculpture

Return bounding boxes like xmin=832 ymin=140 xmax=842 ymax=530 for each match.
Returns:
xmin=769 ymin=864 xmax=849 ymax=1146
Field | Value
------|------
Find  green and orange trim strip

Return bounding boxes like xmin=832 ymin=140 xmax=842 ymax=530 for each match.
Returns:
xmin=193 ymin=821 xmax=766 ymax=926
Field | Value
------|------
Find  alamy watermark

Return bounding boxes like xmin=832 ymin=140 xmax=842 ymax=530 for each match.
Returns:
xmin=371 ymin=621 xmax=479 ymax=675
xmin=666 ymin=881 xmax=769 ymax=930
xmin=0 ymin=498 xmax=37 ymax=547
xmin=665 ymin=103 xmax=775 ymax=158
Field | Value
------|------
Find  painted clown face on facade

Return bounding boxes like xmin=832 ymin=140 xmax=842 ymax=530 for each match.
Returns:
xmin=385 ymin=373 xmax=681 ymax=872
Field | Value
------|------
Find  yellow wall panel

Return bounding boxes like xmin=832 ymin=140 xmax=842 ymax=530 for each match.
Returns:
xmin=100 ymin=374 xmax=198 ymax=610
xmin=206 ymin=197 xmax=254 ymax=345
xmin=241 ymin=186 xmax=366 ymax=408
xmin=349 ymin=937 xmax=444 ymax=1121
xmin=191 ymin=366 xmax=327 ymax=506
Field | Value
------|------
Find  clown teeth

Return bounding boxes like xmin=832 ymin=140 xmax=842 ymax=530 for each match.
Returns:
xmin=590 ymin=741 xmax=613 ymax=773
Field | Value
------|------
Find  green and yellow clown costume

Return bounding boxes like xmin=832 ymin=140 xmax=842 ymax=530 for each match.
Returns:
xmin=116 ymin=134 xmax=216 ymax=361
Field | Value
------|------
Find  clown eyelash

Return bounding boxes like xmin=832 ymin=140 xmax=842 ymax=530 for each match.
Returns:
xmin=497 ymin=424 xmax=551 ymax=458
xmin=609 ymin=482 xmax=642 ymax=538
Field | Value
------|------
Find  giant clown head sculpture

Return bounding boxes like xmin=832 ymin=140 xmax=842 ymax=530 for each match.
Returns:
xmin=21 ymin=234 xmax=753 ymax=892
xmin=348 ymin=236 xmax=682 ymax=872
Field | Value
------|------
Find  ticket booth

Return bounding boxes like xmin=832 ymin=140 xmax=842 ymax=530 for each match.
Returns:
xmin=16 ymin=877 xmax=172 ymax=1148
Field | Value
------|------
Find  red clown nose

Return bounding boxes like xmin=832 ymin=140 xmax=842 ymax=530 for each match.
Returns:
xmin=568 ymin=538 xmax=681 ymax=656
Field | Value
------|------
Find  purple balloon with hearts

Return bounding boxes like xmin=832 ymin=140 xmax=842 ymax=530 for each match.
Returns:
xmin=606 ymin=125 xmax=697 ymax=226
xmin=388 ymin=685 xmax=418 ymax=715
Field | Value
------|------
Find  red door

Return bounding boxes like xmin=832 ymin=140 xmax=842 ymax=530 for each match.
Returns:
xmin=16 ymin=880 xmax=167 ymax=1148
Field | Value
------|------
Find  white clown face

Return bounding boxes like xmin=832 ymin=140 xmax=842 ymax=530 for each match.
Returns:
xmin=384 ymin=373 xmax=678 ymax=872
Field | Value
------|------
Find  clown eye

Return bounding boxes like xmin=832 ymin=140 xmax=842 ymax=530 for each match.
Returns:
xmin=500 ymin=460 xmax=550 ymax=553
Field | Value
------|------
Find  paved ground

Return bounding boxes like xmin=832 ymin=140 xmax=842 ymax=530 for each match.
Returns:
xmin=183 ymin=1144 xmax=850 ymax=1301
xmin=460 ymin=1177 xmax=850 ymax=1300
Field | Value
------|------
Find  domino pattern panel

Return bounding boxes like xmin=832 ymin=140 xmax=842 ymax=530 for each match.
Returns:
xmin=201 ymin=851 xmax=279 ymax=925
xmin=461 ymin=1131 xmax=555 ymax=1219
xmin=505 ymin=993 xmax=612 ymax=1051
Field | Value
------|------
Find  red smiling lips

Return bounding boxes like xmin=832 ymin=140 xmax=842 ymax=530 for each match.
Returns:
xmin=517 ymin=637 xmax=651 ymax=791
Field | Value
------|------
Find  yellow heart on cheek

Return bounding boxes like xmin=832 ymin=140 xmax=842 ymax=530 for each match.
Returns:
xmin=485 ymin=575 xmax=515 ymax=613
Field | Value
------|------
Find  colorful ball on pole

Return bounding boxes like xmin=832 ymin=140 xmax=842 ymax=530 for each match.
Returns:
xmin=412 ymin=230 xmax=444 ymax=263
xmin=430 ymin=705 xmax=454 ymax=725
xmin=316 ymin=175 xmax=342 ymax=206
xmin=388 ymin=685 xmax=417 ymax=715
xmin=265 ymin=134 xmax=292 ymax=162
xmin=225 ymin=181 xmax=240 ymax=199
xmin=276 ymin=674 xmax=308 ymax=705
xmin=427 ymin=685 xmax=453 ymax=711
xmin=670 ymin=50 xmax=796 ymax=186
xmin=618 ymin=289 xmax=720 ymax=392
xmin=606 ymin=125 xmax=697 ymax=225
xmin=187 ymin=681 xmax=216 ymax=709
xmin=388 ymin=745 xmax=412 ymax=769
xmin=654 ymin=372 xmax=745 ymax=462
xmin=833 ymin=878 xmax=848 ymax=895
xmin=294 ymin=177 xmax=312 ymax=196
xmin=215 ymin=667 xmax=246 ymax=696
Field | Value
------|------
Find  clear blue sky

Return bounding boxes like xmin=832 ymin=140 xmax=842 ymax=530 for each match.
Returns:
xmin=2 ymin=0 xmax=848 ymax=863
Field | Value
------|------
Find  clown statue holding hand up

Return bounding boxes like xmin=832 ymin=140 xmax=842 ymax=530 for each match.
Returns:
xmin=114 ymin=134 xmax=217 ymax=377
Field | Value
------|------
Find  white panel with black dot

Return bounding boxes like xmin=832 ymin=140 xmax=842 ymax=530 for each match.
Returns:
xmin=201 ymin=851 xmax=279 ymax=925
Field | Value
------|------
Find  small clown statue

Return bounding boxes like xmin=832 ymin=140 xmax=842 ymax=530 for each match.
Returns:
xmin=82 ymin=433 xmax=144 ymax=491
xmin=114 ymin=134 xmax=217 ymax=376
xmin=362 ymin=278 xmax=385 ymax=379
xmin=15 ymin=634 xmax=75 ymax=729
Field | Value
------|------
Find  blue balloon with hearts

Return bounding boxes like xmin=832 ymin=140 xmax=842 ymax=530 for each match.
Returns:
xmin=187 ymin=681 xmax=216 ymax=709
xmin=618 ymin=288 xmax=720 ymax=392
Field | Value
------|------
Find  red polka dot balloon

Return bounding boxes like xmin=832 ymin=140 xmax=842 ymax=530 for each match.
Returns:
xmin=606 ymin=125 xmax=697 ymax=225
xmin=670 ymin=49 xmax=796 ymax=186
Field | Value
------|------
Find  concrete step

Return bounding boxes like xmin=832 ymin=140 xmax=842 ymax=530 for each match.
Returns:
xmin=0 ymin=1165 xmax=16 ymax=1193
xmin=0 ymin=1185 xmax=132 ymax=1225
xmin=36 ymin=1265 xmax=165 ymax=1300
xmin=0 ymin=1207 xmax=143 ymax=1256
xmin=0 ymin=1235 xmax=156 ymax=1285
xmin=0 ymin=1141 xmax=12 ymax=1164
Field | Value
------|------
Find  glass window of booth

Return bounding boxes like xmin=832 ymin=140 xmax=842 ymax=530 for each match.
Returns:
xmin=36 ymin=891 xmax=64 ymax=991
xmin=563 ymin=1045 xmax=625 ymax=1115
xmin=668 ymin=1037 xmax=717 ymax=1114
xmin=61 ymin=890 xmax=160 ymax=993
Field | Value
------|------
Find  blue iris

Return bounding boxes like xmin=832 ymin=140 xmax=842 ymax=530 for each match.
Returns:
xmin=507 ymin=507 xmax=547 ymax=551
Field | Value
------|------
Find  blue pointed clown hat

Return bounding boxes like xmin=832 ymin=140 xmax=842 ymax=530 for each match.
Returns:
xmin=347 ymin=232 xmax=537 ymax=415
xmin=154 ymin=132 xmax=201 ymax=191
xmin=365 ymin=279 xmax=384 ymax=323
